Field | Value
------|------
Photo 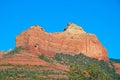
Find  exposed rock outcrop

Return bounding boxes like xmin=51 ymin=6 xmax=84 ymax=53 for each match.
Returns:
xmin=16 ymin=23 xmax=108 ymax=61
xmin=0 ymin=51 xmax=5 ymax=58
xmin=113 ymin=63 xmax=120 ymax=75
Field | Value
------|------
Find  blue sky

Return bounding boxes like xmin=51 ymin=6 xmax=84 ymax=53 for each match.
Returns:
xmin=0 ymin=0 xmax=120 ymax=58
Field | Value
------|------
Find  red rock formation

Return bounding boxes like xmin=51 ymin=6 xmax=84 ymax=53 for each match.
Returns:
xmin=0 ymin=51 xmax=5 ymax=58
xmin=16 ymin=23 xmax=108 ymax=61
xmin=112 ymin=63 xmax=120 ymax=75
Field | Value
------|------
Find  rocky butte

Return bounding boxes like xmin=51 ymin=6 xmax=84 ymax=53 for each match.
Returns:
xmin=1 ymin=23 xmax=120 ymax=79
xmin=16 ymin=23 xmax=108 ymax=61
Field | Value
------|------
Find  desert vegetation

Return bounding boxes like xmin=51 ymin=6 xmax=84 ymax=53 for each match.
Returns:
xmin=5 ymin=46 xmax=25 ymax=58
xmin=39 ymin=53 xmax=120 ymax=80
xmin=110 ymin=58 xmax=120 ymax=63
xmin=0 ymin=64 xmax=66 ymax=80
xmin=0 ymin=53 xmax=120 ymax=80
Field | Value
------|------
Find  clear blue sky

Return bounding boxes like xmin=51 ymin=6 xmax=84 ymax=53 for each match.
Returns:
xmin=0 ymin=0 xmax=120 ymax=58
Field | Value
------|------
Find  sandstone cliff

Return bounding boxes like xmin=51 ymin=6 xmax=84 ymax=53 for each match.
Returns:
xmin=16 ymin=23 xmax=108 ymax=61
xmin=0 ymin=51 xmax=5 ymax=58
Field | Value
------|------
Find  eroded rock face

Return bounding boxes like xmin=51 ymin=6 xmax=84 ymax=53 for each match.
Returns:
xmin=16 ymin=23 xmax=108 ymax=61
xmin=0 ymin=51 xmax=5 ymax=58
xmin=112 ymin=63 xmax=120 ymax=75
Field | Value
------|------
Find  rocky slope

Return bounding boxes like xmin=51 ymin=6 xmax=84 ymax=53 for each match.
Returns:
xmin=16 ymin=23 xmax=108 ymax=61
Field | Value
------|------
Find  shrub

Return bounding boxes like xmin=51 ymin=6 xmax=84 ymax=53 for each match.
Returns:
xmin=110 ymin=58 xmax=120 ymax=63
xmin=38 ymin=55 xmax=54 ymax=63
xmin=5 ymin=46 xmax=25 ymax=58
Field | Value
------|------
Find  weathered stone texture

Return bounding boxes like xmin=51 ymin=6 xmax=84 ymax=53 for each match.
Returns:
xmin=16 ymin=23 xmax=108 ymax=61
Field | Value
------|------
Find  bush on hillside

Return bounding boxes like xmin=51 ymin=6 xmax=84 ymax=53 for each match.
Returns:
xmin=54 ymin=53 xmax=120 ymax=80
xmin=5 ymin=46 xmax=25 ymax=57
